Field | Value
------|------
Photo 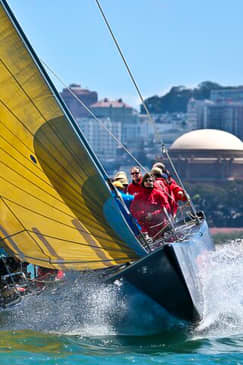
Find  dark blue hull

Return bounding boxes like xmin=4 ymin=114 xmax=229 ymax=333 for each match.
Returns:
xmin=106 ymin=220 xmax=214 ymax=322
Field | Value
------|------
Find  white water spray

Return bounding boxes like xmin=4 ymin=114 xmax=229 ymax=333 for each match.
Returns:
xmin=194 ymin=239 xmax=243 ymax=338
xmin=4 ymin=240 xmax=243 ymax=337
xmin=0 ymin=272 xmax=182 ymax=336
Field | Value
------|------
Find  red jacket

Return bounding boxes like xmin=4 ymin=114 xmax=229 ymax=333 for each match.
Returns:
xmin=130 ymin=187 xmax=171 ymax=238
xmin=154 ymin=177 xmax=186 ymax=217
xmin=169 ymin=178 xmax=186 ymax=201
xmin=127 ymin=178 xmax=143 ymax=196
xmin=154 ymin=178 xmax=170 ymax=195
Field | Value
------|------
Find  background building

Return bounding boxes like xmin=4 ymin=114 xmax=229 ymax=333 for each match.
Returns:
xmin=205 ymin=103 xmax=243 ymax=140
xmin=187 ymin=88 xmax=243 ymax=141
xmin=210 ymin=88 xmax=243 ymax=103
xmin=90 ymin=98 xmax=141 ymax=147
xmin=187 ymin=98 xmax=213 ymax=129
xmin=60 ymin=84 xmax=98 ymax=118
xmin=76 ymin=117 xmax=122 ymax=162
xmin=167 ymin=129 xmax=243 ymax=182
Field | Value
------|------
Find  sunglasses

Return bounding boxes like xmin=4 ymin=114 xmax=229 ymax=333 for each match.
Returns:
xmin=131 ymin=172 xmax=140 ymax=175
xmin=144 ymin=179 xmax=153 ymax=183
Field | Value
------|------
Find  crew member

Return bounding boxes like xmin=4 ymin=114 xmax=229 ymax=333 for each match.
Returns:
xmin=127 ymin=166 xmax=143 ymax=196
xmin=130 ymin=173 xmax=171 ymax=239
xmin=113 ymin=171 xmax=129 ymax=193
xmin=152 ymin=162 xmax=186 ymax=216
xmin=112 ymin=180 xmax=140 ymax=235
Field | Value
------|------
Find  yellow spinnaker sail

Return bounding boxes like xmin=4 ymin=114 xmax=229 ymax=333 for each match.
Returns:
xmin=0 ymin=1 xmax=145 ymax=270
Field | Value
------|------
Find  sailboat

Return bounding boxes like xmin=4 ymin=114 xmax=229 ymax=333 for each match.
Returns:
xmin=0 ymin=0 xmax=214 ymax=322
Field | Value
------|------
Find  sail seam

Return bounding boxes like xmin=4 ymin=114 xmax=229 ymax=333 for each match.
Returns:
xmin=0 ymin=159 xmax=84 ymax=212
xmin=0 ymin=80 xmax=96 ymax=201
xmin=0 ymin=59 xmax=103 ymax=194
xmin=0 ymin=123 xmax=70 ymax=189
xmin=0 ymin=121 xmax=91 ymax=212
xmin=0 ymin=229 xmax=27 ymax=241
xmin=0 ymin=98 xmax=89 ymax=201
xmin=0 ymin=102 xmax=122 ymax=222
xmin=1 ymin=196 xmax=136 ymax=248
xmin=11 ymin=254 xmax=136 ymax=264
xmin=28 ymin=230 xmax=134 ymax=253
xmin=0 ymin=174 xmax=77 ymax=219
xmin=0 ymin=160 xmax=128 ymax=233
xmin=0 ymin=197 xmax=49 ymax=260
xmin=0 ymin=2 xmax=146 ymax=263
xmin=0 ymin=189 xmax=121 ymax=239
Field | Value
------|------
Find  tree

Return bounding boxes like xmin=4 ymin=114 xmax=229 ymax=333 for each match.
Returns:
xmin=140 ymin=81 xmax=242 ymax=114
xmin=185 ymin=181 xmax=243 ymax=227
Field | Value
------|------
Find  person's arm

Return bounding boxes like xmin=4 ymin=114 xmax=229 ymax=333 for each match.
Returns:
xmin=122 ymin=193 xmax=134 ymax=209
xmin=170 ymin=179 xmax=186 ymax=201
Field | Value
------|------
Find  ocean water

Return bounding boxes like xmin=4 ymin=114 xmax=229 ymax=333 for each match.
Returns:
xmin=1 ymin=240 xmax=243 ymax=364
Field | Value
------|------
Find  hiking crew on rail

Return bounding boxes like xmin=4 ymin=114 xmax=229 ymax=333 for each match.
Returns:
xmin=112 ymin=163 xmax=186 ymax=241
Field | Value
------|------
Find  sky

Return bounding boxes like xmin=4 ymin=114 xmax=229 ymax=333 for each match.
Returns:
xmin=6 ymin=0 xmax=243 ymax=110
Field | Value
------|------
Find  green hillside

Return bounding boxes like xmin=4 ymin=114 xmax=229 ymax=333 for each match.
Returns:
xmin=140 ymin=81 xmax=242 ymax=114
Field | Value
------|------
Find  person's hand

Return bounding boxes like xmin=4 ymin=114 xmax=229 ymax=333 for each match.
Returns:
xmin=177 ymin=191 xmax=185 ymax=199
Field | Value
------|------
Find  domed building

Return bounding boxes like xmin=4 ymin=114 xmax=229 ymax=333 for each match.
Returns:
xmin=167 ymin=129 xmax=243 ymax=182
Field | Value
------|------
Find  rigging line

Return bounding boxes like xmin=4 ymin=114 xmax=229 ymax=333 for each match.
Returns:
xmin=163 ymin=147 xmax=198 ymax=218
xmin=41 ymin=60 xmax=147 ymax=173
xmin=0 ymin=223 xmax=25 ymax=260
xmin=95 ymin=0 xmax=161 ymax=144
xmin=1 ymin=0 xmax=108 ymax=185
xmin=94 ymin=0 xmax=183 ymax=200
xmin=95 ymin=0 xmax=198 ymax=217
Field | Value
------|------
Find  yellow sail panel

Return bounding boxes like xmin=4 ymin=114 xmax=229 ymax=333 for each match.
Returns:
xmin=0 ymin=1 xmax=146 ymax=270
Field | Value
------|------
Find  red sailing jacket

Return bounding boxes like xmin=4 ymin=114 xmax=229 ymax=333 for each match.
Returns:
xmin=154 ymin=177 xmax=186 ymax=217
xmin=169 ymin=178 xmax=186 ymax=201
xmin=130 ymin=187 xmax=171 ymax=238
xmin=127 ymin=178 xmax=143 ymax=196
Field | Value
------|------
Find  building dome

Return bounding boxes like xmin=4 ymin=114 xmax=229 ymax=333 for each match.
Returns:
xmin=170 ymin=129 xmax=243 ymax=151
